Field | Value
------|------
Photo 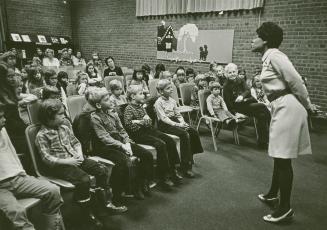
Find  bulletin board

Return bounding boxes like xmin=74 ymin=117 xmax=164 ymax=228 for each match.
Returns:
xmin=157 ymin=24 xmax=234 ymax=64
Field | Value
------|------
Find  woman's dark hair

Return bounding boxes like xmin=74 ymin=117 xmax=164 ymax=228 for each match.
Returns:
xmin=42 ymin=86 xmax=60 ymax=100
xmin=57 ymin=71 xmax=68 ymax=92
xmin=85 ymin=63 xmax=98 ymax=76
xmin=132 ymin=69 xmax=145 ymax=81
xmin=256 ymin=22 xmax=283 ymax=48
xmin=175 ymin=66 xmax=185 ymax=74
xmin=209 ymin=62 xmax=217 ymax=71
xmin=154 ymin=63 xmax=165 ymax=79
xmin=57 ymin=71 xmax=68 ymax=82
xmin=141 ymin=63 xmax=151 ymax=73
xmin=104 ymin=56 xmax=115 ymax=66
xmin=186 ymin=68 xmax=195 ymax=76
xmin=38 ymin=99 xmax=62 ymax=125
xmin=26 ymin=67 xmax=43 ymax=84
xmin=44 ymin=69 xmax=57 ymax=83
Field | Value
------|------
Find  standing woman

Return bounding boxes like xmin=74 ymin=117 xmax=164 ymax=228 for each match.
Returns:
xmin=251 ymin=22 xmax=312 ymax=223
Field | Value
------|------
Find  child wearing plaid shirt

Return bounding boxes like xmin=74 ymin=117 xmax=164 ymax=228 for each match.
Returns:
xmin=123 ymin=86 xmax=182 ymax=189
xmin=35 ymin=99 xmax=127 ymax=228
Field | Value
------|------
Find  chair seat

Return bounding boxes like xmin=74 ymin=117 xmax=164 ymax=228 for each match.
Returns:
xmin=40 ymin=176 xmax=75 ymax=189
xmin=138 ymin=144 xmax=157 ymax=159
xmin=177 ymin=105 xmax=193 ymax=113
xmin=18 ymin=198 xmax=41 ymax=210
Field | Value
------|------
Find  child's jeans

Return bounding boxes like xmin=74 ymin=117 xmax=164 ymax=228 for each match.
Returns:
xmin=49 ymin=158 xmax=109 ymax=201
xmin=0 ymin=173 xmax=63 ymax=229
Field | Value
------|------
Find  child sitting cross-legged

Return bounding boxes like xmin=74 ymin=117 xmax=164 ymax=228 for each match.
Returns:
xmin=35 ymin=99 xmax=127 ymax=229
xmin=88 ymin=87 xmax=154 ymax=201
xmin=154 ymin=79 xmax=204 ymax=178
xmin=109 ymin=79 xmax=127 ymax=108
xmin=123 ymin=86 xmax=183 ymax=190
xmin=206 ymin=81 xmax=237 ymax=128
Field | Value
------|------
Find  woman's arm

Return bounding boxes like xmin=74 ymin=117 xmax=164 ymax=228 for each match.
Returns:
xmin=270 ymin=52 xmax=310 ymax=109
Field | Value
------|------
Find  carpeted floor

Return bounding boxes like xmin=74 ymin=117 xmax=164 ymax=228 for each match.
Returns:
xmin=91 ymin=123 xmax=327 ymax=230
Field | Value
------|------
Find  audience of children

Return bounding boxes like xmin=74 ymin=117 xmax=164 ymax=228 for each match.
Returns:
xmin=1 ymin=46 xmax=312 ymax=228
xmin=109 ymin=79 xmax=127 ymax=107
xmin=88 ymin=87 xmax=154 ymax=201
xmin=154 ymin=79 xmax=204 ymax=178
xmin=123 ymin=86 xmax=182 ymax=189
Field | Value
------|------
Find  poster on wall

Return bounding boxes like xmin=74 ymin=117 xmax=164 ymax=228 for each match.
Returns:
xmin=157 ymin=23 xmax=234 ymax=64
xmin=21 ymin=35 xmax=31 ymax=42
xmin=10 ymin=33 xmax=22 ymax=42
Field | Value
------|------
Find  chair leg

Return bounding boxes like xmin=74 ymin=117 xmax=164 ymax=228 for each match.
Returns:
xmin=197 ymin=117 xmax=204 ymax=131
xmin=209 ymin=119 xmax=218 ymax=151
xmin=187 ymin=112 xmax=192 ymax=125
xmin=253 ymin=117 xmax=259 ymax=141
xmin=233 ymin=126 xmax=240 ymax=145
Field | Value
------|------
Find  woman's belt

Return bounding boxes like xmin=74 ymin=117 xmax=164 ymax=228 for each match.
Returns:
xmin=267 ymin=89 xmax=291 ymax=102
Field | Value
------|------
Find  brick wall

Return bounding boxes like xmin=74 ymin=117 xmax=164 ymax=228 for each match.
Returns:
xmin=6 ymin=0 xmax=72 ymax=37
xmin=71 ymin=0 xmax=327 ymax=111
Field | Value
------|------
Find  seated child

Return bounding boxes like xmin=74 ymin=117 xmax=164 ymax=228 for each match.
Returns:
xmin=27 ymin=67 xmax=44 ymax=97
xmin=250 ymin=75 xmax=271 ymax=110
xmin=173 ymin=67 xmax=187 ymax=89
xmin=206 ymin=82 xmax=237 ymax=127
xmin=35 ymin=99 xmax=127 ymax=228
xmin=75 ymin=71 xmax=89 ymax=96
xmin=109 ymin=79 xmax=127 ymax=107
xmin=88 ymin=88 xmax=154 ymax=200
xmin=57 ymin=71 xmax=69 ymax=95
xmin=186 ymin=68 xmax=196 ymax=83
xmin=190 ymin=74 xmax=208 ymax=107
xmin=44 ymin=69 xmax=67 ymax=109
xmin=123 ymin=86 xmax=182 ymax=189
xmin=154 ymin=79 xmax=203 ymax=178
xmin=129 ymin=69 xmax=149 ymax=96
xmin=0 ymin=104 xmax=64 ymax=229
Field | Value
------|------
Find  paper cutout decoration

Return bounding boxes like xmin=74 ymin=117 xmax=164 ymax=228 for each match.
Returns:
xmin=60 ymin=37 xmax=68 ymax=44
xmin=37 ymin=35 xmax=47 ymax=43
xmin=157 ymin=25 xmax=177 ymax=52
xmin=21 ymin=35 xmax=31 ymax=42
xmin=51 ymin=37 xmax=60 ymax=44
xmin=11 ymin=33 xmax=22 ymax=42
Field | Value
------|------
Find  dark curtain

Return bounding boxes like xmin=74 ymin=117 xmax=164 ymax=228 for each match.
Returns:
xmin=0 ymin=0 xmax=8 ymax=52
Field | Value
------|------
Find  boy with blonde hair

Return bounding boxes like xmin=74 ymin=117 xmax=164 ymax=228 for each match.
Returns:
xmin=154 ymin=80 xmax=203 ymax=178
xmin=88 ymin=87 xmax=154 ymax=201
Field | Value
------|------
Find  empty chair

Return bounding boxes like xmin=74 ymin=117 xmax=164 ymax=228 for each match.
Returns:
xmin=179 ymin=82 xmax=200 ymax=124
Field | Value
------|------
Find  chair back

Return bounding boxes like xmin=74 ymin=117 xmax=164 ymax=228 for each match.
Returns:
xmin=41 ymin=66 xmax=59 ymax=74
xmin=67 ymin=95 xmax=88 ymax=121
xmin=66 ymin=84 xmax=77 ymax=96
xmin=25 ymin=124 xmax=46 ymax=177
xmin=148 ymin=79 xmax=159 ymax=97
xmin=171 ymin=84 xmax=180 ymax=105
xmin=104 ymin=75 xmax=125 ymax=92
xmin=198 ymin=89 xmax=211 ymax=116
xmin=125 ymin=75 xmax=133 ymax=88
xmin=27 ymin=101 xmax=41 ymax=124
xmin=179 ymin=83 xmax=195 ymax=106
